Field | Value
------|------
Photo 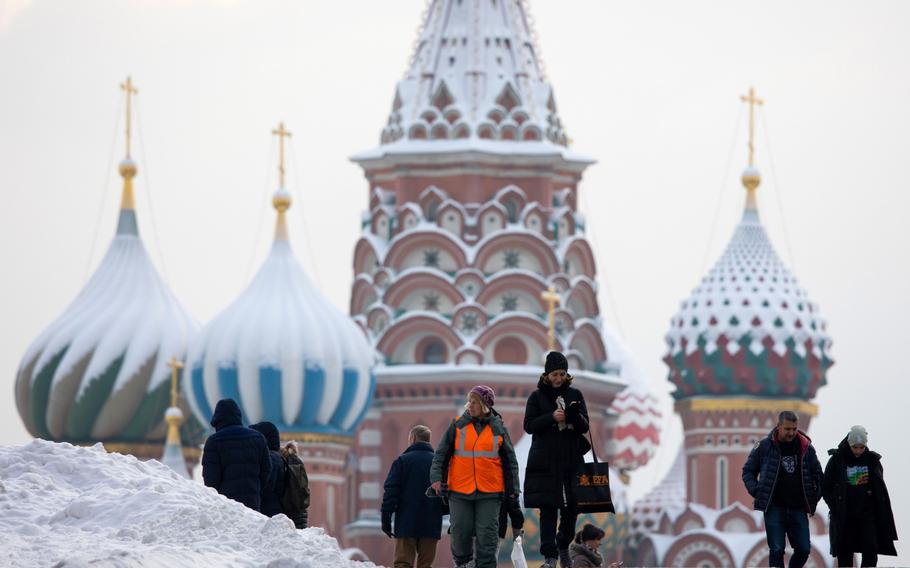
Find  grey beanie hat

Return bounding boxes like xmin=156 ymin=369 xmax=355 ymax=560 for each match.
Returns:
xmin=847 ymin=425 xmax=868 ymax=446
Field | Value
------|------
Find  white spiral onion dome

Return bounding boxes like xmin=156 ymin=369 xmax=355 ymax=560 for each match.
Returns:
xmin=183 ymin=239 xmax=375 ymax=436
xmin=15 ymin=232 xmax=198 ymax=443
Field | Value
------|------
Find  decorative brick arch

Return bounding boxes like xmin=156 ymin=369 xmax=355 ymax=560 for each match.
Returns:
xmin=383 ymin=270 xmax=463 ymax=309
xmin=664 ymin=533 xmax=735 ymax=568
xmin=744 ymin=539 xmax=828 ymax=568
xmin=384 ymin=230 xmax=467 ymax=271
xmin=715 ymin=502 xmax=761 ymax=532
xmin=474 ymin=232 xmax=560 ymax=275
xmin=562 ymin=238 xmax=597 ymax=278
xmin=565 ymin=278 xmax=599 ymax=318
xmin=475 ymin=271 xmax=548 ymax=312
xmin=568 ymin=321 xmax=608 ymax=370
xmin=353 ymin=237 xmax=381 ymax=276
xmin=350 ymin=275 xmax=378 ymax=315
xmin=476 ymin=314 xmax=553 ymax=356
xmin=672 ymin=508 xmax=706 ymax=534
xmin=377 ymin=314 xmax=461 ymax=364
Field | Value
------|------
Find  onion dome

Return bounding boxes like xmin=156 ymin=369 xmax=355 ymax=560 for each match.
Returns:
xmin=664 ymin=146 xmax=833 ymax=400
xmin=15 ymin=78 xmax=202 ymax=449
xmin=602 ymin=327 xmax=662 ymax=471
xmin=184 ymin=124 xmax=375 ymax=436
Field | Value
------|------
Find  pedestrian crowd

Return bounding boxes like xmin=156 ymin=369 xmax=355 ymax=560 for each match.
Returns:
xmin=201 ymin=398 xmax=310 ymax=529
xmin=199 ymin=352 xmax=897 ymax=568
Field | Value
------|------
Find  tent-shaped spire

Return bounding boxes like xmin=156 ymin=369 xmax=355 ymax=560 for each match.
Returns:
xmin=375 ymin=0 xmax=569 ymax=149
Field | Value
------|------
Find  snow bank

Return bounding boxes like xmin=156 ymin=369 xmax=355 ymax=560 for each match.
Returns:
xmin=0 ymin=439 xmax=380 ymax=568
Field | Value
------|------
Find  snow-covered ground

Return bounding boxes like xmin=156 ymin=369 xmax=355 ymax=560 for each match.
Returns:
xmin=0 ymin=439 xmax=380 ymax=568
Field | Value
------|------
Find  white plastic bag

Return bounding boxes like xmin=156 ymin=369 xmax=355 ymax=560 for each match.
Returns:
xmin=510 ymin=536 xmax=528 ymax=568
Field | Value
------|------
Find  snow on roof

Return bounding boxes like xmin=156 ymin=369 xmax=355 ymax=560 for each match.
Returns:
xmin=0 ymin=439 xmax=377 ymax=568
xmin=185 ymin=236 xmax=374 ymax=434
xmin=366 ymin=0 xmax=580 ymax=152
xmin=631 ymin=447 xmax=686 ymax=537
xmin=666 ymin=210 xmax=832 ymax=361
xmin=16 ymin=231 xmax=197 ymax=442
xmin=353 ymin=138 xmax=594 ymax=165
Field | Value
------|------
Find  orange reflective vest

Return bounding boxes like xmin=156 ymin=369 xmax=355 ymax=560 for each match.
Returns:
xmin=448 ymin=418 xmax=505 ymax=494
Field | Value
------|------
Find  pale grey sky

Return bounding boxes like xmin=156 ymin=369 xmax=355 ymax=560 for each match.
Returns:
xmin=1 ymin=0 xmax=908 ymax=561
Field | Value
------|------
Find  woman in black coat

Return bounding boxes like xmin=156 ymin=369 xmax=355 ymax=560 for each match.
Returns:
xmin=523 ymin=352 xmax=590 ymax=568
xmin=822 ymin=425 xmax=897 ymax=567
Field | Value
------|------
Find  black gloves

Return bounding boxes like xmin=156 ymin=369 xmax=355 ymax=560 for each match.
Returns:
xmin=381 ymin=512 xmax=394 ymax=538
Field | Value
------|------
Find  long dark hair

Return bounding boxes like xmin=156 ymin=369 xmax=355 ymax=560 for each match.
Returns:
xmin=574 ymin=523 xmax=605 ymax=544
xmin=539 ymin=371 xmax=574 ymax=385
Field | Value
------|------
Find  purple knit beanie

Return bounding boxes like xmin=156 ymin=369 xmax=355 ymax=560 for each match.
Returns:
xmin=469 ymin=385 xmax=495 ymax=409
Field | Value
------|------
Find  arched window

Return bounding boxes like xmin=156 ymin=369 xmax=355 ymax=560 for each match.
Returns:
xmin=504 ymin=198 xmax=519 ymax=223
xmin=426 ymin=200 xmax=440 ymax=222
xmin=717 ymin=456 xmax=728 ymax=508
xmin=417 ymin=337 xmax=447 ymax=364
xmin=493 ymin=336 xmax=527 ymax=364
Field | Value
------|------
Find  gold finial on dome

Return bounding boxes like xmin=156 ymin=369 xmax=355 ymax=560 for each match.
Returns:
xmin=165 ymin=357 xmax=185 ymax=446
xmin=739 ymin=87 xmax=764 ymax=210
xmin=118 ymin=77 xmax=139 ymax=211
xmin=271 ymin=122 xmax=293 ymax=240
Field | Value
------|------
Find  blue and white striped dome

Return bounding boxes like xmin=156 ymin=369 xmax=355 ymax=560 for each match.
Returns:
xmin=184 ymin=187 xmax=375 ymax=436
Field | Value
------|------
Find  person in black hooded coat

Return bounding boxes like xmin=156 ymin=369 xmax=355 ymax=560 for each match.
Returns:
xmin=822 ymin=426 xmax=897 ymax=567
xmin=250 ymin=421 xmax=286 ymax=518
xmin=202 ymin=398 xmax=271 ymax=512
xmin=523 ymin=352 xmax=590 ymax=568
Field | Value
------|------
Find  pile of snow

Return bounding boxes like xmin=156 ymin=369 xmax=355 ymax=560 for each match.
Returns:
xmin=0 ymin=439 xmax=379 ymax=568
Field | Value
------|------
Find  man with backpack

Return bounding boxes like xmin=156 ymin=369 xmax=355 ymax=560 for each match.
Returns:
xmin=280 ymin=440 xmax=310 ymax=529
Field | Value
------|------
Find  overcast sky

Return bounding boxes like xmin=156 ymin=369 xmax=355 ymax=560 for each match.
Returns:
xmin=1 ymin=0 xmax=908 ymax=560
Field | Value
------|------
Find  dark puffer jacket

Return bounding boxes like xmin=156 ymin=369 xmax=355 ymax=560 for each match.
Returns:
xmin=742 ymin=428 xmax=823 ymax=513
xmin=822 ymin=437 xmax=898 ymax=557
xmin=202 ymin=399 xmax=271 ymax=511
xmin=249 ymin=421 xmax=286 ymax=518
xmin=523 ymin=377 xmax=590 ymax=509
xmin=381 ymin=441 xmax=446 ymax=540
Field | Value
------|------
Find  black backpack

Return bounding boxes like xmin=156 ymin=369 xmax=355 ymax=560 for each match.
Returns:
xmin=281 ymin=453 xmax=310 ymax=518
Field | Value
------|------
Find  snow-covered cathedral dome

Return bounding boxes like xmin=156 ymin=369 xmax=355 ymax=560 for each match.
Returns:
xmin=15 ymin=149 xmax=201 ymax=448
xmin=664 ymin=165 xmax=833 ymax=399
xmin=184 ymin=143 xmax=375 ymax=436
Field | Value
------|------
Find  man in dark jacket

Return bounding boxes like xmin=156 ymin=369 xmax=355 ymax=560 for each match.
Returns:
xmin=822 ymin=425 xmax=898 ymax=567
xmin=249 ymin=421 xmax=285 ymax=518
xmin=742 ymin=410 xmax=823 ymax=568
xmin=382 ymin=425 xmax=446 ymax=568
xmin=523 ymin=351 xmax=590 ymax=568
xmin=202 ymin=398 xmax=271 ymax=512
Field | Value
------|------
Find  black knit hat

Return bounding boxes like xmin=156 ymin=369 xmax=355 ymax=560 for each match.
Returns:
xmin=576 ymin=523 xmax=605 ymax=543
xmin=545 ymin=351 xmax=569 ymax=374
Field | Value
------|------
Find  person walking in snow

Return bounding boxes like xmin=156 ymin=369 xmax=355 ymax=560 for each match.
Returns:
xmin=742 ymin=410 xmax=824 ymax=568
xmin=430 ymin=385 xmax=520 ymax=568
xmin=822 ymin=425 xmax=897 ymax=567
xmin=523 ymin=351 xmax=591 ymax=568
xmin=279 ymin=440 xmax=309 ymax=529
xmin=249 ymin=421 xmax=285 ymax=518
xmin=201 ymin=398 xmax=271 ymax=512
xmin=381 ymin=425 xmax=446 ymax=568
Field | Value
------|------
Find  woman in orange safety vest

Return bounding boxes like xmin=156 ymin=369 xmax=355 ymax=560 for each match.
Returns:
xmin=430 ymin=385 xmax=520 ymax=568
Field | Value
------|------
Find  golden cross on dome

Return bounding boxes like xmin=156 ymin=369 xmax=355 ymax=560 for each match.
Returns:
xmin=541 ymin=286 xmax=560 ymax=351
xmin=740 ymin=86 xmax=764 ymax=167
xmin=272 ymin=121 xmax=292 ymax=188
xmin=120 ymin=76 xmax=138 ymax=158
xmin=167 ymin=357 xmax=184 ymax=408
